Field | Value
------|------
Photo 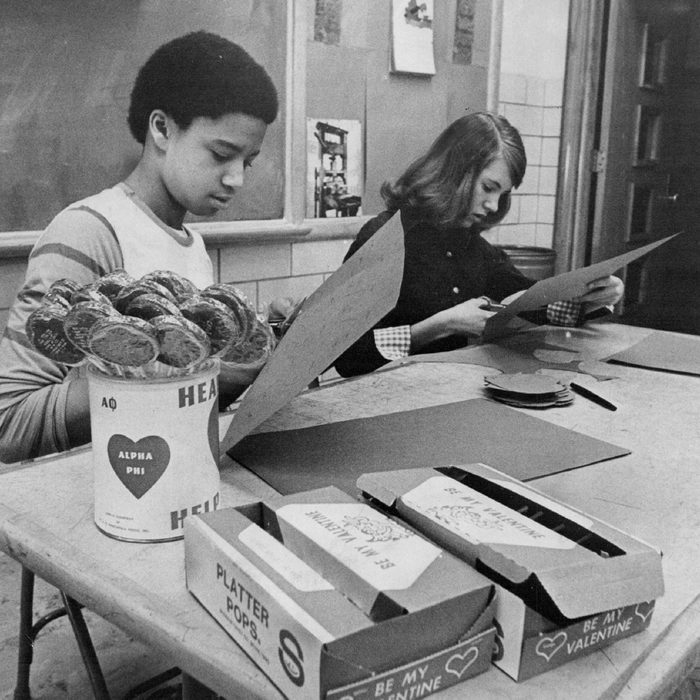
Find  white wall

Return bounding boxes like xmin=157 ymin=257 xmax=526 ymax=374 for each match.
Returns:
xmin=485 ymin=0 xmax=570 ymax=251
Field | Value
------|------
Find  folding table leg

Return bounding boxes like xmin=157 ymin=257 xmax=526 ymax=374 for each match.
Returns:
xmin=14 ymin=566 xmax=177 ymax=700
xmin=60 ymin=591 xmax=111 ymax=699
xmin=13 ymin=567 xmax=35 ymax=700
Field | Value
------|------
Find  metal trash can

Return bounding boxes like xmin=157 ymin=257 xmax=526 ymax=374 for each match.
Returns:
xmin=497 ymin=245 xmax=556 ymax=281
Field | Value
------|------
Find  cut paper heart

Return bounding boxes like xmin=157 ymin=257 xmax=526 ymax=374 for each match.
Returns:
xmin=536 ymin=368 xmax=579 ymax=384
xmin=533 ymin=349 xmax=584 ymax=364
xmin=445 ymin=646 xmax=480 ymax=679
xmin=484 ymin=373 xmax=563 ymax=394
xmin=577 ymin=360 xmax=620 ymax=381
xmin=484 ymin=372 xmax=574 ymax=409
xmin=534 ymin=631 xmax=568 ymax=662
xmin=108 ymin=434 xmax=170 ymax=499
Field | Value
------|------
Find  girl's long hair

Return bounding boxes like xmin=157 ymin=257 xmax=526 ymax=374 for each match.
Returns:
xmin=380 ymin=112 xmax=526 ymax=229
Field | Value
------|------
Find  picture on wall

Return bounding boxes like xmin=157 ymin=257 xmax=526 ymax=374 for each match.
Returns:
xmin=391 ymin=0 xmax=436 ymax=75
xmin=306 ymin=118 xmax=363 ymax=218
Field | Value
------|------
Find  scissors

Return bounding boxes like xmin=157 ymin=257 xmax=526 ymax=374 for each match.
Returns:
xmin=478 ymin=296 xmax=507 ymax=311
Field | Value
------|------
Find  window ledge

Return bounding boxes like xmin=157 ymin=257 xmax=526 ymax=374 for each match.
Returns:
xmin=0 ymin=215 xmax=373 ymax=258
xmin=194 ymin=220 xmax=313 ymax=245
xmin=0 ymin=231 xmax=40 ymax=258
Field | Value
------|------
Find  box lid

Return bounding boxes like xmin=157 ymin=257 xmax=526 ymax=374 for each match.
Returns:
xmin=194 ymin=505 xmax=372 ymax=637
xmin=264 ymin=485 xmax=493 ymax=621
xmin=358 ymin=464 xmax=664 ymax=621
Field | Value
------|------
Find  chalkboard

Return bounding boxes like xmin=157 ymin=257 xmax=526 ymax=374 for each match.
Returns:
xmin=0 ymin=0 xmax=286 ymax=232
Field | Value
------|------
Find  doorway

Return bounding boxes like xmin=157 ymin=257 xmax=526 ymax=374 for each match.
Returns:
xmin=557 ymin=0 xmax=700 ymax=334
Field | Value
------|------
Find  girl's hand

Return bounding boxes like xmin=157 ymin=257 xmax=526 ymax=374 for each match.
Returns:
xmin=439 ymin=297 xmax=497 ymax=337
xmin=577 ymin=275 xmax=624 ymax=311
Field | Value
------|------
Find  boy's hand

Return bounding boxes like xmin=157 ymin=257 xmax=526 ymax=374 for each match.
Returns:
xmin=217 ymin=360 xmax=265 ymax=409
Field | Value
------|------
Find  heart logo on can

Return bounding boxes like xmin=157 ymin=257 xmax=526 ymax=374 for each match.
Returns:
xmin=107 ymin=434 xmax=170 ymax=499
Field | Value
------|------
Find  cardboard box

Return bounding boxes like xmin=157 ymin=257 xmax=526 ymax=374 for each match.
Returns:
xmin=185 ymin=486 xmax=497 ymax=699
xmin=358 ymin=464 xmax=664 ymax=681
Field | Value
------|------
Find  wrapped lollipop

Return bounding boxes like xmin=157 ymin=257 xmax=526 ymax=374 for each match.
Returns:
xmin=88 ymin=315 xmax=160 ymax=372
xmin=44 ymin=279 xmax=82 ymax=310
xmin=141 ymin=270 xmax=199 ymax=302
xmin=219 ymin=315 xmax=277 ymax=370
xmin=91 ymin=269 xmax=135 ymax=301
xmin=70 ymin=285 xmax=113 ymax=306
xmin=63 ymin=300 xmax=119 ymax=354
xmin=123 ymin=293 xmax=182 ymax=322
xmin=201 ymin=282 xmax=257 ymax=343
xmin=179 ymin=295 xmax=245 ymax=356
xmin=113 ymin=280 xmax=178 ymax=314
xmin=26 ymin=304 xmax=85 ymax=365
xmin=152 ymin=315 xmax=212 ymax=370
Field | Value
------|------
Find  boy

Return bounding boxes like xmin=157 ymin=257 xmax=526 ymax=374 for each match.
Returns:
xmin=0 ymin=31 xmax=278 ymax=462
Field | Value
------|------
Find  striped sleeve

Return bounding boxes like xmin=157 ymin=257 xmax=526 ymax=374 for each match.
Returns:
xmin=0 ymin=207 xmax=122 ymax=462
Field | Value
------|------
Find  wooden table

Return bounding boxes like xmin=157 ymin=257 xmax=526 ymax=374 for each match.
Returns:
xmin=1 ymin=323 xmax=698 ymax=699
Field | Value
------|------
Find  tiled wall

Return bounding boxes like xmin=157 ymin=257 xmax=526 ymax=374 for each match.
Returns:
xmin=483 ymin=74 xmax=563 ymax=251
xmin=214 ymin=236 xmax=351 ymax=312
xmin=484 ymin=0 xmax=569 ymax=252
xmin=0 ymin=236 xmax=354 ymax=327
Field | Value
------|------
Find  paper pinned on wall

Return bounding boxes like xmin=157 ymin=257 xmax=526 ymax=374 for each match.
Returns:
xmin=391 ymin=0 xmax=436 ymax=75
xmin=221 ymin=211 xmax=405 ymax=453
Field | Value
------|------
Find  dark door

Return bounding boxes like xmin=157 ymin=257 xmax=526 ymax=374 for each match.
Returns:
xmin=591 ymin=0 xmax=700 ymax=333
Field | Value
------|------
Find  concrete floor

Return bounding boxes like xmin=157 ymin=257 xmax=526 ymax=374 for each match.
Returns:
xmin=0 ymin=552 xmax=179 ymax=699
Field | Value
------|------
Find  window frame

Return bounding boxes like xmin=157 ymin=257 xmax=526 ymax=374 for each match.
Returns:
xmin=0 ymin=0 xmax=369 ymax=258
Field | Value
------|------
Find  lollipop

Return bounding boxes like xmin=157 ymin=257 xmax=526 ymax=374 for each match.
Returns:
xmin=26 ymin=305 xmax=85 ymax=365
xmin=113 ymin=280 xmax=178 ymax=313
xmin=141 ymin=270 xmax=199 ymax=302
xmin=70 ymin=285 xmax=112 ymax=306
xmin=44 ymin=279 xmax=82 ymax=309
xmin=88 ymin=316 xmax=159 ymax=367
xmin=220 ymin=316 xmax=276 ymax=367
xmin=123 ymin=293 xmax=181 ymax=321
xmin=63 ymin=300 xmax=118 ymax=353
xmin=201 ymin=283 xmax=256 ymax=342
xmin=91 ymin=269 xmax=135 ymax=301
xmin=152 ymin=315 xmax=211 ymax=369
xmin=179 ymin=295 xmax=243 ymax=355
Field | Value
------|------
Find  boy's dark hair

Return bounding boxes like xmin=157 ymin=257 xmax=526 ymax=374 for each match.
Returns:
xmin=128 ymin=30 xmax=278 ymax=144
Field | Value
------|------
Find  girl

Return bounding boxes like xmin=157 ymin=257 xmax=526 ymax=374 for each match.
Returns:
xmin=334 ymin=112 xmax=623 ymax=377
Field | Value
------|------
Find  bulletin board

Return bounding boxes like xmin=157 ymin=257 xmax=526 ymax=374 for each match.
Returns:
xmin=0 ymin=0 xmax=286 ymax=233
xmin=306 ymin=0 xmax=493 ymax=215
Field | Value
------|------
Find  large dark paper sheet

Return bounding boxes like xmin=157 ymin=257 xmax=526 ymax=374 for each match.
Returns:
xmin=484 ymin=233 xmax=680 ymax=340
xmin=229 ymin=399 xmax=630 ymax=496
xmin=605 ymin=331 xmax=700 ymax=376
xmin=221 ymin=212 xmax=405 ymax=452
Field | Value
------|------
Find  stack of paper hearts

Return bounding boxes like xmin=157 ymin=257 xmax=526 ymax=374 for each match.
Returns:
xmin=483 ymin=373 xmax=573 ymax=408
